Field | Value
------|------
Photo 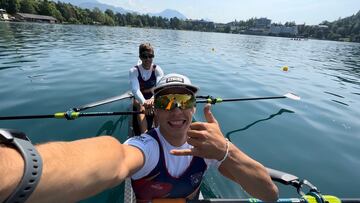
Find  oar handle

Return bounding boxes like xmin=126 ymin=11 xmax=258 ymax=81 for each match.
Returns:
xmin=267 ymin=168 xmax=300 ymax=186
xmin=267 ymin=167 xmax=320 ymax=196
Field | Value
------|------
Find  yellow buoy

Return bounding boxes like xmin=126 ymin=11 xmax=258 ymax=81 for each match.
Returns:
xmin=282 ymin=66 xmax=288 ymax=71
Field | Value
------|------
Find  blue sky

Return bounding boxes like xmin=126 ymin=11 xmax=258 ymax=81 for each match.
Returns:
xmin=97 ymin=0 xmax=360 ymax=25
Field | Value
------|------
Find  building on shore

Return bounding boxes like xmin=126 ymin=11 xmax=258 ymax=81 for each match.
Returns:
xmin=15 ymin=13 xmax=57 ymax=23
xmin=255 ymin=18 xmax=271 ymax=29
xmin=269 ymin=24 xmax=298 ymax=36
xmin=244 ymin=18 xmax=272 ymax=35
xmin=0 ymin=9 xmax=10 ymax=20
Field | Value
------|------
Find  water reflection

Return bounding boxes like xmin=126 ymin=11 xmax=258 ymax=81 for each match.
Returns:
xmin=324 ymin=91 xmax=344 ymax=98
xmin=1 ymin=22 xmax=360 ymax=199
xmin=225 ymin=109 xmax=295 ymax=141
xmin=330 ymin=100 xmax=349 ymax=106
xmin=324 ymin=91 xmax=349 ymax=106
xmin=96 ymin=115 xmax=127 ymax=137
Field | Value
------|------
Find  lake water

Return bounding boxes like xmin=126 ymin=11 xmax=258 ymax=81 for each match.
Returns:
xmin=1 ymin=22 xmax=360 ymax=201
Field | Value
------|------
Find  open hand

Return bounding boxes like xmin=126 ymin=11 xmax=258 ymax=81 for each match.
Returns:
xmin=170 ymin=104 xmax=227 ymax=160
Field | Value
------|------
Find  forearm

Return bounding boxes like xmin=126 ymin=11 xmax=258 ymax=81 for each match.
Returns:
xmin=130 ymin=69 xmax=146 ymax=104
xmin=134 ymin=89 xmax=146 ymax=104
xmin=0 ymin=136 xmax=127 ymax=203
xmin=0 ymin=146 xmax=24 ymax=202
xmin=219 ymin=143 xmax=278 ymax=201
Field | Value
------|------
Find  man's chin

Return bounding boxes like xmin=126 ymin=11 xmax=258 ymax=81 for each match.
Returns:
xmin=168 ymin=120 xmax=187 ymax=129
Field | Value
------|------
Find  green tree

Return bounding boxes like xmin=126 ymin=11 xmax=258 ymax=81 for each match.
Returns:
xmin=90 ymin=7 xmax=104 ymax=24
xmin=115 ymin=13 xmax=126 ymax=26
xmin=104 ymin=9 xmax=114 ymax=19
xmin=125 ymin=12 xmax=135 ymax=25
xmin=170 ymin=17 xmax=180 ymax=29
xmin=56 ymin=2 xmax=77 ymax=22
xmin=104 ymin=13 xmax=115 ymax=25
xmin=134 ymin=17 xmax=143 ymax=27
xmin=150 ymin=16 xmax=157 ymax=27
xmin=19 ymin=0 xmax=36 ymax=13
xmin=224 ymin=25 xmax=231 ymax=33
xmin=4 ymin=0 xmax=20 ymax=14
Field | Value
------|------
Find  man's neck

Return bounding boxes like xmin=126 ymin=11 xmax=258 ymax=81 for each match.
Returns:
xmin=157 ymin=127 xmax=187 ymax=147
xmin=141 ymin=63 xmax=152 ymax=70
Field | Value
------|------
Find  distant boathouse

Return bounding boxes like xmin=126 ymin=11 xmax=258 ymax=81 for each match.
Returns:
xmin=15 ymin=13 xmax=57 ymax=23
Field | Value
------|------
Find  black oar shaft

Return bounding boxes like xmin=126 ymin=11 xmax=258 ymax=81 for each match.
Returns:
xmin=0 ymin=111 xmax=143 ymax=120
xmin=0 ymin=115 xmax=56 ymax=120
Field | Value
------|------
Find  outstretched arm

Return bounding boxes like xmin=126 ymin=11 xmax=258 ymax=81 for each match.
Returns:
xmin=171 ymin=104 xmax=278 ymax=201
xmin=0 ymin=136 xmax=144 ymax=203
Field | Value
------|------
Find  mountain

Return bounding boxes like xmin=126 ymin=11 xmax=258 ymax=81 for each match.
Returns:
xmin=58 ymin=0 xmax=133 ymax=14
xmin=57 ymin=0 xmax=187 ymax=19
xmin=78 ymin=2 xmax=131 ymax=14
xmin=150 ymin=9 xmax=187 ymax=20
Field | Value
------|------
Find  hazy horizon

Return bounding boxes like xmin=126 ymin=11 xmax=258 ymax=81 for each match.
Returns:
xmin=95 ymin=0 xmax=360 ymax=25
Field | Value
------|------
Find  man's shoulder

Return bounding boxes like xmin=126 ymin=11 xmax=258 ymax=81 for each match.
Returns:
xmin=153 ymin=64 xmax=162 ymax=69
xmin=154 ymin=64 xmax=164 ymax=74
xmin=129 ymin=66 xmax=140 ymax=77
xmin=129 ymin=66 xmax=139 ymax=72
xmin=125 ymin=133 xmax=157 ymax=146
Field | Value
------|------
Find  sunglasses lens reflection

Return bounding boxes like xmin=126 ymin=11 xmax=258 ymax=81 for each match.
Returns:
xmin=155 ymin=94 xmax=196 ymax=110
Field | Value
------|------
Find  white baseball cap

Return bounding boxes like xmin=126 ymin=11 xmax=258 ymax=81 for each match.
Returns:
xmin=153 ymin=73 xmax=199 ymax=95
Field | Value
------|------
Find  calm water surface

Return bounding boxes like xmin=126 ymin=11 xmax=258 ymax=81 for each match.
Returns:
xmin=1 ymin=22 xmax=360 ymax=200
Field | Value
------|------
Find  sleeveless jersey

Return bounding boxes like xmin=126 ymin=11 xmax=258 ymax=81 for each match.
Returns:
xmin=136 ymin=65 xmax=157 ymax=99
xmin=131 ymin=129 xmax=207 ymax=202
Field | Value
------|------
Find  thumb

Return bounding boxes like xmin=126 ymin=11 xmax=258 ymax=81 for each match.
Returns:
xmin=204 ymin=103 xmax=218 ymax=124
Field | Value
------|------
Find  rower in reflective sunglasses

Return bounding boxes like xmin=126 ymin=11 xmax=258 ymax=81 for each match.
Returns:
xmin=140 ymin=53 xmax=154 ymax=59
xmin=154 ymin=93 xmax=196 ymax=111
xmin=124 ymin=73 xmax=278 ymax=202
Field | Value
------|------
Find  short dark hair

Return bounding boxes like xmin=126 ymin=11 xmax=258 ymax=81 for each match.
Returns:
xmin=139 ymin=43 xmax=154 ymax=55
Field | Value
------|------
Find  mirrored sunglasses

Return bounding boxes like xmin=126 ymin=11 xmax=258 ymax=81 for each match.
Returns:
xmin=140 ymin=53 xmax=154 ymax=59
xmin=154 ymin=94 xmax=196 ymax=111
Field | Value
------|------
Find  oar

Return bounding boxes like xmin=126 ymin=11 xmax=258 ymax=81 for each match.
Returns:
xmin=265 ymin=168 xmax=360 ymax=203
xmin=267 ymin=167 xmax=318 ymax=196
xmin=196 ymin=93 xmax=300 ymax=104
xmin=0 ymin=110 xmax=143 ymax=121
xmin=72 ymin=91 xmax=133 ymax=112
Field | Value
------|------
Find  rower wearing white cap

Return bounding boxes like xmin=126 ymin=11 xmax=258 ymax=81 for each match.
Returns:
xmin=124 ymin=73 xmax=279 ymax=202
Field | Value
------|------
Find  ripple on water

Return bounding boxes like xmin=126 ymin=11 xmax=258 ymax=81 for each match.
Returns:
xmin=0 ymin=22 xmax=360 ymax=198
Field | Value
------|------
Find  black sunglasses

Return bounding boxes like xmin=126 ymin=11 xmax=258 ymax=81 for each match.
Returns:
xmin=140 ymin=53 xmax=154 ymax=59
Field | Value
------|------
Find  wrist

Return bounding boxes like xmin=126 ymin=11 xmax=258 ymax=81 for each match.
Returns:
xmin=217 ymin=138 xmax=230 ymax=163
xmin=0 ymin=147 xmax=24 ymax=202
xmin=0 ymin=129 xmax=43 ymax=203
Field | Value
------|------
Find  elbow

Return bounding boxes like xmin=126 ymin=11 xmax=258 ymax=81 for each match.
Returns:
xmin=271 ymin=184 xmax=279 ymax=201
xmin=248 ymin=170 xmax=279 ymax=202
xmin=261 ymin=182 xmax=279 ymax=202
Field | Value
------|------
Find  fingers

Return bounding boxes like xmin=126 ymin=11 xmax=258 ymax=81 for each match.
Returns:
xmin=143 ymin=99 xmax=154 ymax=115
xmin=204 ymin=103 xmax=218 ymax=124
xmin=187 ymin=136 xmax=203 ymax=147
xmin=144 ymin=99 xmax=154 ymax=107
xmin=170 ymin=148 xmax=194 ymax=156
xmin=144 ymin=107 xmax=154 ymax=115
